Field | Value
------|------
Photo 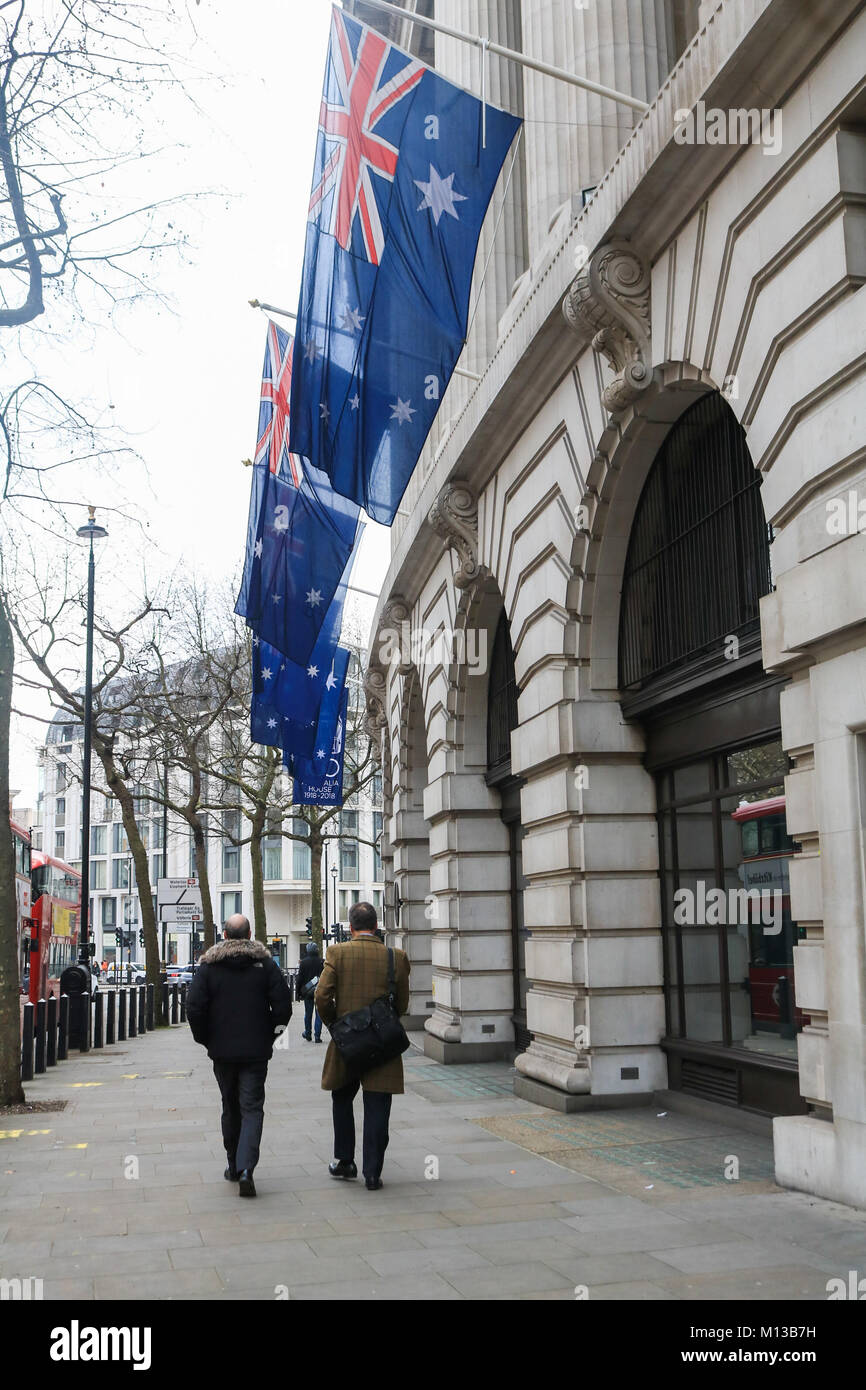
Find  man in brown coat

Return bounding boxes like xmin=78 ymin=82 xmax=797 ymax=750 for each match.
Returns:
xmin=314 ymin=901 xmax=410 ymax=1190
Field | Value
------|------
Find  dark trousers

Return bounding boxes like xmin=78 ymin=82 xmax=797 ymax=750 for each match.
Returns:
xmin=332 ymin=1080 xmax=393 ymax=1180
xmin=212 ymin=1059 xmax=268 ymax=1173
xmin=303 ymin=997 xmax=322 ymax=1040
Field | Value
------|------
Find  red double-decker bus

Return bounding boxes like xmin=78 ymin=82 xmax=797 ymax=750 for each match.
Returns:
xmin=28 ymin=851 xmax=81 ymax=1003
xmin=731 ymin=795 xmax=808 ymax=1036
xmin=11 ymin=819 xmax=32 ymax=986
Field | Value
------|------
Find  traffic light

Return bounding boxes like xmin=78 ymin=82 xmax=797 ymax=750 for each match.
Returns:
xmin=138 ymin=929 xmax=145 ymax=949
xmin=305 ymin=917 xmax=312 ymax=937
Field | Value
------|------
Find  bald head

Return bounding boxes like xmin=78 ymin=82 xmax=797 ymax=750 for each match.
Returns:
xmin=224 ymin=914 xmax=251 ymax=940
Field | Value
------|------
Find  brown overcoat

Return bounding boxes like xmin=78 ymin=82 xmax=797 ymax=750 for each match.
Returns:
xmin=314 ymin=935 xmax=411 ymax=1093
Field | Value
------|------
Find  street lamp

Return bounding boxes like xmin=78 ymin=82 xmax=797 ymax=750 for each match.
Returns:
xmin=75 ymin=507 xmax=108 ymax=1030
xmin=331 ymin=865 xmax=338 ymax=938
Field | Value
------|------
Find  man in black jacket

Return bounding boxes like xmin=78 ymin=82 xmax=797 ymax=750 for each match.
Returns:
xmin=187 ymin=915 xmax=292 ymax=1197
xmin=295 ymin=941 xmax=324 ymax=1042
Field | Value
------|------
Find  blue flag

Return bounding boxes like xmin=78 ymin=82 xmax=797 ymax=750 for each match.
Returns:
xmin=291 ymin=686 xmax=349 ymax=806
xmin=252 ymin=639 xmax=350 ymax=762
xmin=235 ymin=460 xmax=360 ymax=666
xmin=289 ymin=5 xmax=521 ymax=524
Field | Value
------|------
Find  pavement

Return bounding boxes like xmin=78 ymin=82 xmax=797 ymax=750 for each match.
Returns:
xmin=2 ymin=1018 xmax=866 ymax=1301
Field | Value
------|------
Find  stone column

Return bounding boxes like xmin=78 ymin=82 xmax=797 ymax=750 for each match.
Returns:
xmin=520 ymin=0 xmax=676 ymax=263
xmin=435 ymin=0 xmax=528 ymax=377
xmin=423 ymin=771 xmax=515 ymax=1061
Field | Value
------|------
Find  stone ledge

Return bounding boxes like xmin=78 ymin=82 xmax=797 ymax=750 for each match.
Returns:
xmin=653 ymin=1089 xmax=774 ymax=1138
xmin=513 ymin=1074 xmax=654 ymax=1113
xmin=423 ymin=1035 xmax=514 ymax=1065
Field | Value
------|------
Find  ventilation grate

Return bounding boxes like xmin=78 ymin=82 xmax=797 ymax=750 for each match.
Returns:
xmin=680 ymin=1058 xmax=739 ymax=1104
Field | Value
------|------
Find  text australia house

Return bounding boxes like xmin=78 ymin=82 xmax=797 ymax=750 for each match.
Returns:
xmin=361 ymin=0 xmax=866 ymax=1207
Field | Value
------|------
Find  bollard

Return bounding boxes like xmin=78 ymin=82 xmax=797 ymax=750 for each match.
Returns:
xmin=106 ymin=990 xmax=116 ymax=1046
xmin=180 ymin=982 xmax=187 ymax=1023
xmin=138 ymin=986 xmax=146 ymax=1034
xmin=118 ymin=988 xmax=127 ymax=1042
xmin=128 ymin=987 xmax=137 ymax=1038
xmin=34 ymin=999 xmax=46 ymax=1075
xmin=161 ymin=981 xmax=169 ymax=1027
xmin=171 ymin=983 xmax=179 ymax=1025
xmin=57 ymin=995 xmax=69 ymax=1061
xmin=46 ymin=996 xmax=57 ymax=1067
xmin=21 ymin=1002 xmax=34 ymax=1082
xmin=146 ymin=983 xmax=155 ymax=1031
xmin=93 ymin=992 xmax=104 ymax=1049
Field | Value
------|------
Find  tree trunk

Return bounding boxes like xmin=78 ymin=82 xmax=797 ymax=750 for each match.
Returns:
xmin=99 ymin=750 xmax=160 ymax=992
xmin=0 ymin=599 xmax=24 ymax=1105
xmin=249 ymin=804 xmax=267 ymax=946
xmin=191 ymin=818 xmax=216 ymax=951
xmin=309 ymin=825 xmax=323 ymax=953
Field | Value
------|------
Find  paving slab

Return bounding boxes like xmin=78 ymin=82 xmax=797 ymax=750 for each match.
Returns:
xmin=3 ymin=1019 xmax=865 ymax=1300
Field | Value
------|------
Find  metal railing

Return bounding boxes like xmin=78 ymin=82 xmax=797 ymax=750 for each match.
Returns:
xmin=20 ymin=980 xmax=189 ymax=1080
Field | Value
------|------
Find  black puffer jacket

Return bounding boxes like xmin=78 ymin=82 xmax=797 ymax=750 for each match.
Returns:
xmin=187 ymin=938 xmax=292 ymax=1061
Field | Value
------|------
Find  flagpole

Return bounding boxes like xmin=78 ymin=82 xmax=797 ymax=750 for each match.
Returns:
xmin=248 ymin=300 xmax=482 ymax=382
xmin=343 ymin=0 xmax=650 ymax=115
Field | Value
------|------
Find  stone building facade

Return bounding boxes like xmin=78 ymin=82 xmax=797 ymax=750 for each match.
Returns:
xmin=362 ymin=0 xmax=866 ymax=1209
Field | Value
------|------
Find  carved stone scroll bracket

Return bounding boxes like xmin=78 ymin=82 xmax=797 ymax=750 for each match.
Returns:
xmin=563 ymin=239 xmax=652 ymax=414
xmin=426 ymin=480 xmax=479 ymax=590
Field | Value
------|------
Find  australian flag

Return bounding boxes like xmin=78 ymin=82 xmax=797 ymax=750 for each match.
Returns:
xmin=290 ymin=686 xmax=349 ymax=806
xmin=289 ymin=5 xmax=521 ymax=525
xmin=252 ymin=638 xmax=350 ymax=762
xmin=235 ymin=321 xmax=362 ymax=665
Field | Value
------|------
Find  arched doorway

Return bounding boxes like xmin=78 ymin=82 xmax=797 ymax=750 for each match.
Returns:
xmin=619 ymin=391 xmax=806 ymax=1115
xmin=486 ymin=611 xmax=528 ymax=1051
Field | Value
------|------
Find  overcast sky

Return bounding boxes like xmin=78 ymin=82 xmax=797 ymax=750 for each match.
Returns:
xmin=9 ymin=0 xmax=393 ymax=807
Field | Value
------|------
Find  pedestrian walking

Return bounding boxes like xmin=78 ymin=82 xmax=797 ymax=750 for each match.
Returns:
xmin=187 ymin=914 xmax=292 ymax=1198
xmin=315 ymin=901 xmax=410 ymax=1191
xmin=296 ymin=941 xmax=323 ymax=1042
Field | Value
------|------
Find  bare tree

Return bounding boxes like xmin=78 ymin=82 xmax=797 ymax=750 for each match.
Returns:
xmin=0 ymin=0 xmax=201 ymax=1100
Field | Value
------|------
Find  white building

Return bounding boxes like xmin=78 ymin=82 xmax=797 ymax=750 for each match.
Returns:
xmin=362 ymin=0 xmax=866 ymax=1209
xmin=36 ymin=693 xmax=383 ymax=969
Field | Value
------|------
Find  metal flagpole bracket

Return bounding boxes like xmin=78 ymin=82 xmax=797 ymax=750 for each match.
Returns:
xmin=348 ymin=0 xmax=650 ymax=115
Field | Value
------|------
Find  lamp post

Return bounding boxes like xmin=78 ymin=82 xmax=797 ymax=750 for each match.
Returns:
xmin=75 ymin=507 xmax=108 ymax=1045
xmin=331 ymin=865 xmax=338 ymax=939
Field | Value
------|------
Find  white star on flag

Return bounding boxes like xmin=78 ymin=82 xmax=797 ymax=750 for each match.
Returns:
xmin=307 ymin=665 xmax=319 ymax=679
xmin=253 ymin=636 xmax=260 ymax=647
xmin=306 ymin=588 xmax=323 ymax=607
xmin=390 ymin=397 xmax=416 ymax=426
xmin=325 ymin=669 xmax=338 ymax=691
xmin=350 ymin=393 xmax=360 ymax=411
xmin=304 ymin=338 xmax=319 ymax=363
xmin=339 ymin=306 xmax=365 ymax=333
xmin=254 ymin=539 xmax=263 ymax=559
xmin=267 ymin=718 xmax=278 ymax=730
xmin=261 ymin=667 xmax=273 ymax=682
xmin=320 ymin=401 xmax=330 ymax=422
xmin=316 ymin=749 xmax=326 ymax=759
xmin=272 ymin=594 xmax=282 ymax=604
xmin=415 ymin=165 xmax=468 ymax=225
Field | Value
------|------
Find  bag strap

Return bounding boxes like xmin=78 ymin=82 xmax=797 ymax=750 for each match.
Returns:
xmin=386 ymin=947 xmax=396 ymax=1002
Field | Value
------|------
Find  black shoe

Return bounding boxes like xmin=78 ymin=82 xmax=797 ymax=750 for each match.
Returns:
xmin=365 ymin=1176 xmax=383 ymax=1191
xmin=302 ymin=1032 xmax=312 ymax=1041
xmin=314 ymin=1036 xmax=323 ymax=1043
xmin=224 ymin=1165 xmax=238 ymax=1182
xmin=238 ymin=1169 xmax=256 ymax=1197
xmin=328 ymin=1159 xmax=357 ymax=1181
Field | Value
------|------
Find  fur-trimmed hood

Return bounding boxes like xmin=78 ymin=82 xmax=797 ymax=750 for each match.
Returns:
xmin=200 ymin=937 xmax=273 ymax=969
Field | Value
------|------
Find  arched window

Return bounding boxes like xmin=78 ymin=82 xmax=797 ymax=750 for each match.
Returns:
xmin=487 ymin=612 xmax=518 ymax=780
xmin=619 ymin=392 xmax=772 ymax=693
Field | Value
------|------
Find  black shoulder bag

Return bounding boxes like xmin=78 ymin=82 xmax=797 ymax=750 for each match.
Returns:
xmin=329 ymin=948 xmax=410 ymax=1078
